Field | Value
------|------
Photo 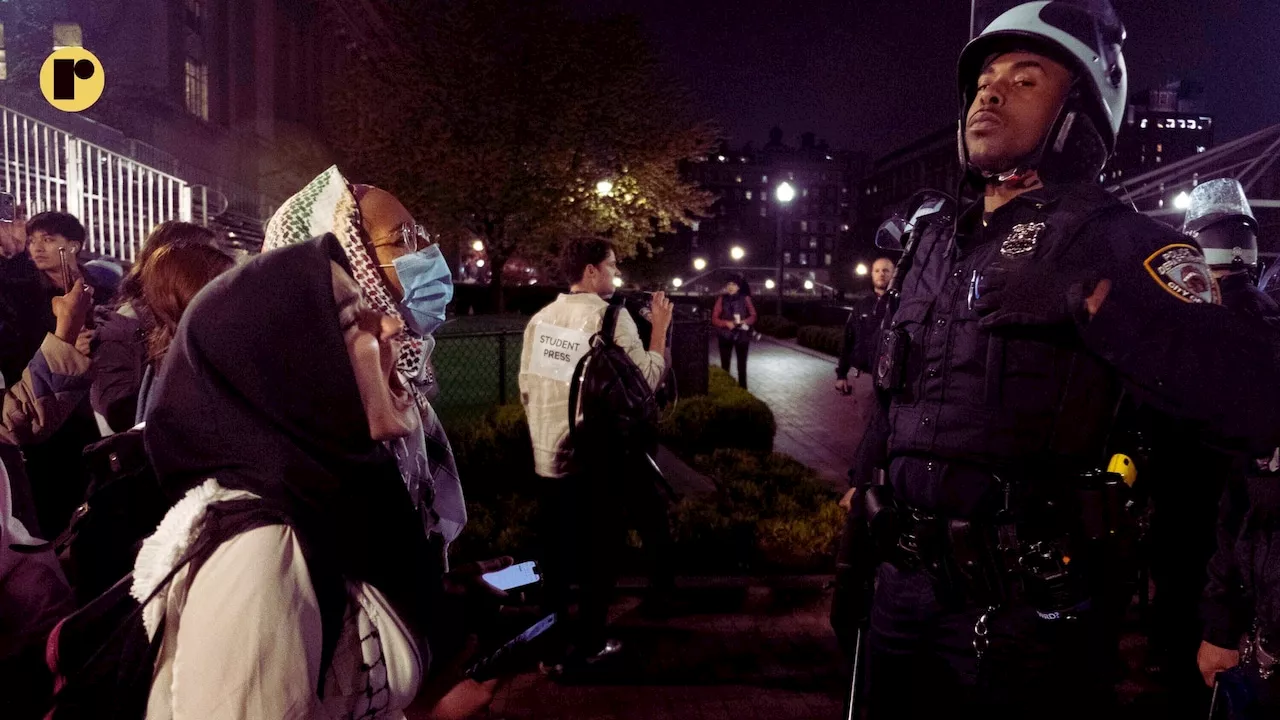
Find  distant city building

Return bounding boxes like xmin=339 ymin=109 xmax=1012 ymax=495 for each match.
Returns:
xmin=1105 ymin=86 xmax=1215 ymax=186
xmin=678 ymin=127 xmax=867 ymax=294
xmin=0 ymin=0 xmax=388 ymax=255
xmin=853 ymin=125 xmax=960 ymax=265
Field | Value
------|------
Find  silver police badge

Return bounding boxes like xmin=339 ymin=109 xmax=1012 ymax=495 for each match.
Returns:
xmin=1000 ymin=222 xmax=1045 ymax=258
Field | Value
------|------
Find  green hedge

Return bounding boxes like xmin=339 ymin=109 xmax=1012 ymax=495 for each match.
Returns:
xmin=670 ymin=449 xmax=842 ymax=573
xmin=796 ymin=325 xmax=844 ymax=357
xmin=658 ymin=367 xmax=776 ymax=457
xmin=447 ymin=369 xmax=838 ymax=574
xmin=754 ymin=315 xmax=798 ymax=339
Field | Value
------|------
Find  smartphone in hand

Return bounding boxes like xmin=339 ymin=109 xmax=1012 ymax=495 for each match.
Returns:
xmin=465 ymin=613 xmax=558 ymax=682
xmin=59 ymin=247 xmax=73 ymax=293
xmin=482 ymin=560 xmax=540 ymax=592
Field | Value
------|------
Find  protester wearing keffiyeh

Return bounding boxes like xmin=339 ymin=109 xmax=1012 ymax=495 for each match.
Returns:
xmin=262 ymin=167 xmax=466 ymax=558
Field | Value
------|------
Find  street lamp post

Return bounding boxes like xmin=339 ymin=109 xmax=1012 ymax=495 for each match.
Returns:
xmin=774 ymin=182 xmax=795 ymax=316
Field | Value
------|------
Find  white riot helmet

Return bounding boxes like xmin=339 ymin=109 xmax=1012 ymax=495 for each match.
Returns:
xmin=957 ymin=1 xmax=1127 ymax=180
xmin=1183 ymin=178 xmax=1259 ymax=270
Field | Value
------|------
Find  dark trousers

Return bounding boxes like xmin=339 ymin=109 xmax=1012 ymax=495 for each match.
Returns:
xmin=536 ymin=463 xmax=674 ymax=658
xmin=865 ymin=562 xmax=1124 ymax=719
xmin=718 ymin=336 xmax=749 ymax=388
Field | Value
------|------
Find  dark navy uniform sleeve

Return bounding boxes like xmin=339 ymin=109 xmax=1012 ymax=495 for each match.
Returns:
xmin=1079 ymin=211 xmax=1280 ymax=455
xmin=848 ymin=394 xmax=890 ymax=489
xmin=1201 ymin=474 xmax=1251 ymax=649
xmin=836 ymin=306 xmax=859 ymax=380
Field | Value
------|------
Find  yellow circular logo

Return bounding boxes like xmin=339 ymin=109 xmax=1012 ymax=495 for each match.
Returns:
xmin=40 ymin=48 xmax=105 ymax=112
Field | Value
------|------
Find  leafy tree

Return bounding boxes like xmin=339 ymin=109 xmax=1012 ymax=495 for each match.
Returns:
xmin=326 ymin=0 xmax=715 ymax=310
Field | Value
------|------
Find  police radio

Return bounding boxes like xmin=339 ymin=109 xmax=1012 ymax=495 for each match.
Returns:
xmin=870 ymin=191 xmax=954 ymax=394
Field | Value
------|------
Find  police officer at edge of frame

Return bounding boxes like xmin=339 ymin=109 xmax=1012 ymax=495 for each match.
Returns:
xmin=833 ymin=2 xmax=1280 ymax=718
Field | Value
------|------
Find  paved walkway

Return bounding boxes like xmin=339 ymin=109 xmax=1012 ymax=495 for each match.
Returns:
xmin=711 ymin=335 xmax=874 ymax=490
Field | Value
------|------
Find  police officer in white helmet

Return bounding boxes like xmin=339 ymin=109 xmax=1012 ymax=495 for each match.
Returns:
xmin=840 ymin=2 xmax=1280 ymax=717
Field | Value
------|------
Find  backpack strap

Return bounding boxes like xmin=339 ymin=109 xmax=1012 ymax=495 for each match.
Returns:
xmin=600 ymin=302 xmax=623 ymax=348
xmin=567 ymin=303 xmax=623 ymax=446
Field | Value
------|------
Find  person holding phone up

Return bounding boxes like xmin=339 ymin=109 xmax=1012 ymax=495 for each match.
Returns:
xmin=3 ymin=212 xmax=104 ymax=539
xmin=711 ymin=276 xmax=757 ymax=389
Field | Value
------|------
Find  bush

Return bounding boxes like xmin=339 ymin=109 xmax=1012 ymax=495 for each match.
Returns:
xmin=660 ymin=367 xmax=775 ymax=457
xmin=669 ymin=449 xmax=842 ymax=573
xmin=755 ymin=314 xmax=798 ymax=339
xmin=796 ymin=325 xmax=844 ymax=357
xmin=448 ymin=372 xmax=838 ymax=575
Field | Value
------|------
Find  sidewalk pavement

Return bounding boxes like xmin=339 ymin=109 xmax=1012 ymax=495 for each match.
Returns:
xmin=711 ymin=335 xmax=873 ymax=490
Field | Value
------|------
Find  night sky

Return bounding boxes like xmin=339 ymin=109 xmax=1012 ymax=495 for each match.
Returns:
xmin=570 ymin=0 xmax=1280 ymax=160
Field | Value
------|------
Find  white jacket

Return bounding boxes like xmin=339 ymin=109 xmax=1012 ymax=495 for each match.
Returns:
xmin=518 ymin=293 xmax=665 ymax=478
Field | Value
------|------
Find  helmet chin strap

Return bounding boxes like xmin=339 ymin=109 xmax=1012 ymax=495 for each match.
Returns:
xmin=975 ymin=86 xmax=1077 ymax=187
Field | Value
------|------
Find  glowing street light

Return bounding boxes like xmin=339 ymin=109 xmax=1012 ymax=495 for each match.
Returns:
xmin=730 ymin=246 xmax=746 ymax=261
xmin=774 ymin=182 xmax=796 ymax=314
xmin=472 ymin=240 xmax=485 ymax=252
xmin=855 ymin=263 xmax=869 ymax=276
xmin=1174 ymin=191 xmax=1192 ymax=210
xmin=612 ymin=276 xmax=624 ymax=288
xmin=764 ymin=278 xmax=776 ymax=290
xmin=596 ymin=179 xmax=614 ymax=197
xmin=475 ymin=259 xmax=486 ymax=268
xmin=672 ymin=277 xmax=683 ymax=288
xmin=693 ymin=257 xmax=708 ymax=271
xmin=775 ymin=181 xmax=796 ymax=203
xmin=804 ymin=279 xmax=815 ymax=291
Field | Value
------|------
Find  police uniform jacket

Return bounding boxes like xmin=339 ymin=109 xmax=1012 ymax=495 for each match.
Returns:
xmin=862 ymin=181 xmax=1280 ymax=521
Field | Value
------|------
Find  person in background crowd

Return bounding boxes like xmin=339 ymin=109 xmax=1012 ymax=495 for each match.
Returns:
xmin=9 ymin=212 xmax=104 ymax=538
xmin=711 ymin=275 xmax=756 ymax=389
xmin=92 ymin=221 xmax=220 ymax=434
xmin=137 ymin=235 xmax=495 ymax=719
xmin=835 ymin=257 xmax=894 ymax=394
xmin=1191 ymin=178 xmax=1280 ymax=713
xmin=518 ymin=236 xmax=673 ymax=675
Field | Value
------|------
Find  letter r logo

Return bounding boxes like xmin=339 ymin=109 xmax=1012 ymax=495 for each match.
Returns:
xmin=41 ymin=48 xmax=105 ymax=112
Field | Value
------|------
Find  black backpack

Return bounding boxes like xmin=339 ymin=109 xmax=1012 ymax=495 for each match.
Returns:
xmin=567 ymin=303 xmax=660 ymax=464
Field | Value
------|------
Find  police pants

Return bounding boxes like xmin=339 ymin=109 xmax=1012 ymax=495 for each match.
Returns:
xmin=865 ymin=562 xmax=1123 ymax=720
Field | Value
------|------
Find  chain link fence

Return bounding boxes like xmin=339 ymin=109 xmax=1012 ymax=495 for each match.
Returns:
xmin=432 ymin=330 xmax=524 ymax=426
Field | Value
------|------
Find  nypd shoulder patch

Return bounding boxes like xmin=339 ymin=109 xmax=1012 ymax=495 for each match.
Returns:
xmin=1143 ymin=243 xmax=1217 ymax=304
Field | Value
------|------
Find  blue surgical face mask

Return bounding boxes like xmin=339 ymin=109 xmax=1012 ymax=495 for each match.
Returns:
xmin=391 ymin=244 xmax=453 ymax=337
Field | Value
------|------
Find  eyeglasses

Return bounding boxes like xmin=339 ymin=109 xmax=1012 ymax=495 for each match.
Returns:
xmin=370 ymin=222 xmax=432 ymax=255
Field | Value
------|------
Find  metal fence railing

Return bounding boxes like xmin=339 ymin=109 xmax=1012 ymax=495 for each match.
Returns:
xmin=0 ymin=105 xmax=191 ymax=263
xmin=431 ymin=330 xmax=524 ymax=426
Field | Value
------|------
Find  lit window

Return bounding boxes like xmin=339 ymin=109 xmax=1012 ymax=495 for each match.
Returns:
xmin=1156 ymin=144 xmax=1163 ymax=152
xmin=1156 ymin=156 xmax=1162 ymax=163
xmin=762 ymin=175 xmax=768 ymax=183
xmin=1140 ymin=118 xmax=1148 ymax=129
xmin=783 ymin=252 xmax=791 ymax=264
xmin=1197 ymin=146 xmax=1206 ymax=153
xmin=800 ymin=221 xmax=808 ymax=232
xmin=717 ymin=155 xmax=726 ymax=162
xmin=745 ymin=190 xmax=753 ymax=200
xmin=824 ymin=253 xmax=832 ymax=266
xmin=52 ymin=23 xmax=82 ymax=50
xmin=809 ymin=238 xmax=818 ymax=249
xmin=735 ymin=175 xmax=742 ymax=183
xmin=799 ymin=253 xmax=808 ymax=266
xmin=185 ymin=59 xmax=209 ymax=120
xmin=0 ymin=24 xmax=7 ymax=81
xmin=1156 ymin=120 xmax=1165 ymax=129
xmin=802 ymin=188 xmax=809 ymax=197
xmin=841 ymin=223 xmax=850 ymax=231
xmin=739 ymin=156 xmax=747 ymax=163
xmin=760 ymin=206 xmax=767 ymax=217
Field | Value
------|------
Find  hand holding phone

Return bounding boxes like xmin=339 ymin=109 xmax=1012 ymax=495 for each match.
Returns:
xmin=464 ymin=613 xmax=558 ymax=682
xmin=481 ymin=560 xmax=540 ymax=592
xmin=59 ymin=247 xmax=73 ymax=293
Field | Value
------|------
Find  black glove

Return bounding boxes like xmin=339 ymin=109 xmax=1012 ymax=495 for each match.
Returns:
xmin=971 ymin=263 xmax=1092 ymax=329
